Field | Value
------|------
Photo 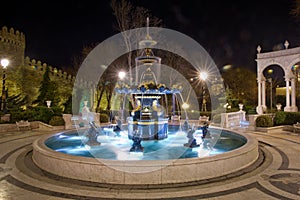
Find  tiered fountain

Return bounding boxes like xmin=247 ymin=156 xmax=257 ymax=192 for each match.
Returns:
xmin=115 ymin=36 xmax=182 ymax=151
xmin=32 ymin=21 xmax=259 ymax=185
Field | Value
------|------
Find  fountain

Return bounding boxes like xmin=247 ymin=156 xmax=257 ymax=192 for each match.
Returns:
xmin=120 ymin=68 xmax=170 ymax=141
xmin=32 ymin=24 xmax=259 ymax=185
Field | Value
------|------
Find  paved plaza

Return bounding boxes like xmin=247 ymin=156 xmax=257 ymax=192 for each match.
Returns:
xmin=0 ymin=127 xmax=299 ymax=200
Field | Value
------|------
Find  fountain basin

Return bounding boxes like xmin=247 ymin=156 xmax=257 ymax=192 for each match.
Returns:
xmin=32 ymin=127 xmax=258 ymax=185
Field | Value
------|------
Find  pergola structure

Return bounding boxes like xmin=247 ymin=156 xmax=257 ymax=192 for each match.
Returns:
xmin=256 ymin=41 xmax=299 ymax=114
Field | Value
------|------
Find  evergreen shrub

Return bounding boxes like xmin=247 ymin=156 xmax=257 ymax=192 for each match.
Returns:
xmin=100 ymin=113 xmax=109 ymax=123
xmin=49 ymin=116 xmax=65 ymax=126
xmin=255 ymin=115 xmax=273 ymax=127
xmin=273 ymin=111 xmax=286 ymax=125
xmin=274 ymin=111 xmax=300 ymax=125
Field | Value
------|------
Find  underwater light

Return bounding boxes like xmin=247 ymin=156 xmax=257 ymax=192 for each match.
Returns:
xmin=84 ymin=145 xmax=91 ymax=150
xmin=58 ymin=135 xmax=67 ymax=139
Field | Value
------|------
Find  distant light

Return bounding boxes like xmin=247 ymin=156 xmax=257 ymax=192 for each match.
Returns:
xmin=199 ymin=72 xmax=208 ymax=81
xmin=1 ymin=59 xmax=9 ymax=68
xmin=182 ymin=102 xmax=189 ymax=110
xmin=118 ymin=71 xmax=126 ymax=80
xmin=293 ymin=65 xmax=299 ymax=70
xmin=267 ymin=69 xmax=273 ymax=74
xmin=223 ymin=64 xmax=232 ymax=71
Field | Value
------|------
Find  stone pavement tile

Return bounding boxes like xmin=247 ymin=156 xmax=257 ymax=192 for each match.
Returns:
xmin=203 ymin=188 xmax=279 ymax=200
xmin=0 ymin=180 xmax=63 ymax=200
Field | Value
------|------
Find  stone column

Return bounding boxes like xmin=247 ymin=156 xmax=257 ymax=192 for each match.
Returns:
xmin=258 ymin=80 xmax=261 ymax=107
xmin=291 ymin=78 xmax=298 ymax=111
xmin=262 ymin=79 xmax=266 ymax=110
xmin=256 ymin=79 xmax=263 ymax=114
xmin=291 ymin=78 xmax=296 ymax=107
xmin=284 ymin=77 xmax=291 ymax=111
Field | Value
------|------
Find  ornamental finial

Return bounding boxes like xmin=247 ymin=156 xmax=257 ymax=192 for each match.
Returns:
xmin=257 ymin=45 xmax=261 ymax=53
xmin=284 ymin=40 xmax=289 ymax=49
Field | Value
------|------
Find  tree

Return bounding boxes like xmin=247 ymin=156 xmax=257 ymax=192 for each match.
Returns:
xmin=290 ymin=0 xmax=300 ymax=18
xmin=6 ymin=94 xmax=26 ymax=112
xmin=222 ymin=67 xmax=257 ymax=107
xmin=111 ymin=0 xmax=162 ymax=85
xmin=68 ymin=44 xmax=98 ymax=76
xmin=12 ymin=65 xmax=41 ymax=107
xmin=63 ymin=95 xmax=72 ymax=114
xmin=35 ymin=66 xmax=60 ymax=106
xmin=95 ymin=79 xmax=108 ymax=112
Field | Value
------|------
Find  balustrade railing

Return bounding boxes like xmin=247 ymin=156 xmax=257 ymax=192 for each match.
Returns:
xmin=221 ymin=111 xmax=246 ymax=128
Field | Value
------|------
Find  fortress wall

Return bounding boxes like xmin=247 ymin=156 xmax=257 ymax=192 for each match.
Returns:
xmin=0 ymin=26 xmax=97 ymax=107
xmin=24 ymin=56 xmax=76 ymax=83
xmin=0 ymin=26 xmax=25 ymax=67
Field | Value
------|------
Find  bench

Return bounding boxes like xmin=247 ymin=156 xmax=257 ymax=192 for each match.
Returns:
xmin=1 ymin=114 xmax=10 ymax=122
xmin=293 ymin=122 xmax=300 ymax=133
xmin=16 ymin=120 xmax=31 ymax=131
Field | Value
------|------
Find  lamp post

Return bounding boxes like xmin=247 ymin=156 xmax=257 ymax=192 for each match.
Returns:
xmin=1 ymin=59 xmax=9 ymax=113
xmin=268 ymin=78 xmax=272 ymax=111
xmin=199 ymin=72 xmax=208 ymax=112
xmin=267 ymin=69 xmax=273 ymax=112
xmin=118 ymin=71 xmax=126 ymax=122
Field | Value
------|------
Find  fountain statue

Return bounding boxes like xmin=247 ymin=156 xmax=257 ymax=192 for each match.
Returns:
xmin=129 ymin=129 xmax=144 ymax=152
xmin=200 ymin=122 xmax=211 ymax=140
xmin=82 ymin=100 xmax=90 ymax=120
xmin=184 ymin=126 xmax=200 ymax=148
xmin=85 ymin=121 xmax=101 ymax=146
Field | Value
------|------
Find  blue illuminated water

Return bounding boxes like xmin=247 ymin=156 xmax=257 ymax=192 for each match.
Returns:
xmin=45 ymin=127 xmax=246 ymax=160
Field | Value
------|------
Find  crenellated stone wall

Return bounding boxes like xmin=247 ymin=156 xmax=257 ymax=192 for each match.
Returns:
xmin=0 ymin=26 xmax=25 ymax=67
xmin=0 ymin=26 xmax=77 ymax=106
xmin=0 ymin=26 xmax=97 ymax=109
xmin=0 ymin=26 xmax=76 ymax=84
xmin=24 ymin=57 xmax=76 ymax=82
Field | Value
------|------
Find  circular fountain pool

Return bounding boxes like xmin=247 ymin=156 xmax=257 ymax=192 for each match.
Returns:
xmin=32 ymin=126 xmax=259 ymax=185
xmin=44 ymin=127 xmax=245 ymax=160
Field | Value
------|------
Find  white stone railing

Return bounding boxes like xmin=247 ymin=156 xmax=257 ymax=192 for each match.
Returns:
xmin=221 ymin=111 xmax=246 ymax=128
xmin=63 ymin=112 xmax=100 ymax=130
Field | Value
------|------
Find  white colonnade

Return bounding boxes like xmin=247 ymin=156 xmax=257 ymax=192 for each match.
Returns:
xmin=256 ymin=41 xmax=298 ymax=114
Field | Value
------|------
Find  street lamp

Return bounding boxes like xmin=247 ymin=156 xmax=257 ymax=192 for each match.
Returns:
xmin=1 ymin=59 xmax=9 ymax=113
xmin=118 ymin=71 xmax=126 ymax=80
xmin=199 ymin=72 xmax=208 ymax=112
xmin=199 ymin=71 xmax=208 ymax=81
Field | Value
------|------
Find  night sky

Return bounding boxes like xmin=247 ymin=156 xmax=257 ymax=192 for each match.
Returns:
xmin=1 ymin=0 xmax=299 ymax=72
